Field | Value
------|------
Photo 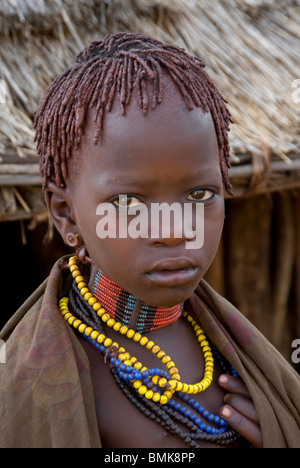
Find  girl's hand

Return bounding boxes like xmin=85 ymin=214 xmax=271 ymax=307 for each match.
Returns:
xmin=218 ymin=374 xmax=263 ymax=448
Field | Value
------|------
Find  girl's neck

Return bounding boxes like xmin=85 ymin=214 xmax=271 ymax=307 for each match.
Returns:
xmin=89 ymin=268 xmax=183 ymax=334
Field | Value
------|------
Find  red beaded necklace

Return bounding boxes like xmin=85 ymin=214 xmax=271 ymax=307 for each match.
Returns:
xmin=91 ymin=268 xmax=183 ymax=333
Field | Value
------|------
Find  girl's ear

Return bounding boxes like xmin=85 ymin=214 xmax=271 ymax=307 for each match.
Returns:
xmin=44 ymin=182 xmax=78 ymax=244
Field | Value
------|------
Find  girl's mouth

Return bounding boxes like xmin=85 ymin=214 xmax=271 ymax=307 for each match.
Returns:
xmin=146 ymin=267 xmax=198 ymax=286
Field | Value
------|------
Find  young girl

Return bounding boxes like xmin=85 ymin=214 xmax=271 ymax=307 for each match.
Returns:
xmin=1 ymin=33 xmax=299 ymax=448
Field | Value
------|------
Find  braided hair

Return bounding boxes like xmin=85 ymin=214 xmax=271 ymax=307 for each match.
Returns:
xmin=34 ymin=32 xmax=233 ymax=194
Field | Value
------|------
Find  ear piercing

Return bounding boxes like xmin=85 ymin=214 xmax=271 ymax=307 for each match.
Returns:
xmin=66 ymin=232 xmax=92 ymax=264
xmin=66 ymin=233 xmax=80 ymax=248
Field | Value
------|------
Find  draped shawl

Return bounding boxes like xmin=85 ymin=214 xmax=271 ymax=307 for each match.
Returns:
xmin=0 ymin=257 xmax=299 ymax=448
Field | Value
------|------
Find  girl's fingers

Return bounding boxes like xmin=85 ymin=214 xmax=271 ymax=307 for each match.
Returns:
xmin=224 ymin=393 xmax=260 ymax=425
xmin=220 ymin=404 xmax=263 ymax=448
xmin=218 ymin=374 xmax=251 ymax=398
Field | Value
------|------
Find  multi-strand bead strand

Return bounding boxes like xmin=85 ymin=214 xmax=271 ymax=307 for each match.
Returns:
xmin=92 ymin=268 xmax=183 ymax=333
xmin=59 ymin=256 xmax=240 ymax=447
xmin=61 ymin=255 xmax=215 ymax=406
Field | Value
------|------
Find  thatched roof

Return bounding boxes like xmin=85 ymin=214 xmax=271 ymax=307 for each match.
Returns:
xmin=0 ymin=0 xmax=300 ymax=221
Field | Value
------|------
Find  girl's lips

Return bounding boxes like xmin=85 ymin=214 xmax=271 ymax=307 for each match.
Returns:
xmin=146 ymin=267 xmax=198 ymax=286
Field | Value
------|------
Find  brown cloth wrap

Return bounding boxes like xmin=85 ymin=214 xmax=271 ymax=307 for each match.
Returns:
xmin=0 ymin=257 xmax=299 ymax=448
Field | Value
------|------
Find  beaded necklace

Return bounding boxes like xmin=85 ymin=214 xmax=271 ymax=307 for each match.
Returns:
xmin=92 ymin=267 xmax=183 ymax=333
xmin=59 ymin=256 xmax=239 ymax=447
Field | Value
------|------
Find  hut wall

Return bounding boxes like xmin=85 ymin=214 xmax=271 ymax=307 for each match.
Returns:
xmin=205 ymin=188 xmax=300 ymax=369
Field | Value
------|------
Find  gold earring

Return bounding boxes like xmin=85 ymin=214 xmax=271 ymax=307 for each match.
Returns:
xmin=66 ymin=233 xmax=80 ymax=248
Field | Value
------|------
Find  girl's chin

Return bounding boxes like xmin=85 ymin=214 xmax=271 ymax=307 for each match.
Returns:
xmin=134 ymin=283 xmax=201 ymax=308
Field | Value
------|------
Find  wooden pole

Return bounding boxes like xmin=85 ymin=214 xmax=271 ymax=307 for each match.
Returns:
xmin=272 ymin=192 xmax=295 ymax=353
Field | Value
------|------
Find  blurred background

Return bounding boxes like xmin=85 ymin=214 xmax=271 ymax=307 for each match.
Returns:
xmin=0 ymin=0 xmax=299 ymax=372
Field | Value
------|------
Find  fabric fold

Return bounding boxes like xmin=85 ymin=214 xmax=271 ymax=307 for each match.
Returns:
xmin=0 ymin=256 xmax=299 ymax=448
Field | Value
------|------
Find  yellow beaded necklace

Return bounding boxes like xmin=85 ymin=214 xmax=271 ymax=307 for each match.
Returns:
xmin=59 ymin=256 xmax=214 ymax=405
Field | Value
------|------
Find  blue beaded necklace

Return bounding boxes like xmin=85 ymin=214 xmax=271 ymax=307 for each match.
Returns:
xmin=68 ymin=280 xmax=240 ymax=447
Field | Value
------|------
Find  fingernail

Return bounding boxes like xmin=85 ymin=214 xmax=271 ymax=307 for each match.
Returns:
xmin=219 ymin=375 xmax=229 ymax=385
xmin=220 ymin=406 xmax=231 ymax=418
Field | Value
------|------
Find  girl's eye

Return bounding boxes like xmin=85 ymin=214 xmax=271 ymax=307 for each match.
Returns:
xmin=113 ymin=195 xmax=142 ymax=208
xmin=187 ymin=189 xmax=215 ymax=202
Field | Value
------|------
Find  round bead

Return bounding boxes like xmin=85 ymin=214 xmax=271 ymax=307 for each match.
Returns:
xmin=90 ymin=330 xmax=99 ymax=340
xmin=107 ymin=318 xmax=116 ymax=328
xmin=75 ymin=275 xmax=84 ymax=283
xmin=182 ymin=383 xmax=189 ymax=393
xmin=164 ymin=390 xmax=173 ymax=400
xmin=138 ymin=385 xmax=147 ymax=396
xmin=166 ymin=361 xmax=175 ymax=369
xmin=168 ymin=380 xmax=177 ymax=390
xmin=145 ymin=390 xmax=154 ymax=400
xmin=84 ymin=327 xmax=93 ymax=337
xmin=118 ymin=353 xmax=127 ymax=361
xmin=84 ymin=292 xmax=93 ymax=302
xmin=88 ymin=297 xmax=97 ymax=306
xmin=160 ymin=395 xmax=168 ymax=405
xmin=126 ymin=329 xmax=135 ymax=339
xmin=133 ymin=333 xmax=142 ymax=342
xmin=73 ymin=319 xmax=82 ymax=329
xmin=151 ymin=376 xmax=159 ymax=385
xmin=162 ymin=355 xmax=171 ymax=364
xmin=72 ymin=271 xmax=82 ymax=280
xmin=97 ymin=334 xmax=105 ymax=343
xmin=68 ymin=316 xmax=76 ymax=325
xmin=78 ymin=324 xmax=86 ymax=334
xmin=146 ymin=340 xmax=155 ymax=350
xmin=158 ymin=378 xmax=167 ymax=387
xmin=103 ymin=337 xmax=113 ymax=347
xmin=113 ymin=322 xmax=122 ymax=332
xmin=64 ymin=312 xmax=72 ymax=321
xmin=153 ymin=392 xmax=161 ymax=403
xmin=197 ymin=334 xmax=206 ymax=342
xmin=157 ymin=350 xmax=165 ymax=359
xmin=134 ymin=361 xmax=143 ymax=370
xmin=139 ymin=336 xmax=148 ymax=346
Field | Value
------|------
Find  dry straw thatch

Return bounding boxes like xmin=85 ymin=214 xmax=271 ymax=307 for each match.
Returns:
xmin=0 ymin=0 xmax=300 ymax=220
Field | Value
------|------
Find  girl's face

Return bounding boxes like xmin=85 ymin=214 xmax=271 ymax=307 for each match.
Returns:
xmin=63 ymin=87 xmax=225 ymax=307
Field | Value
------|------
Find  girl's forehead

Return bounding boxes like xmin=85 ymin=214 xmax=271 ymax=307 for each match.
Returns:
xmin=84 ymin=90 xmax=217 ymax=151
xmin=73 ymin=97 xmax=221 ymax=191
